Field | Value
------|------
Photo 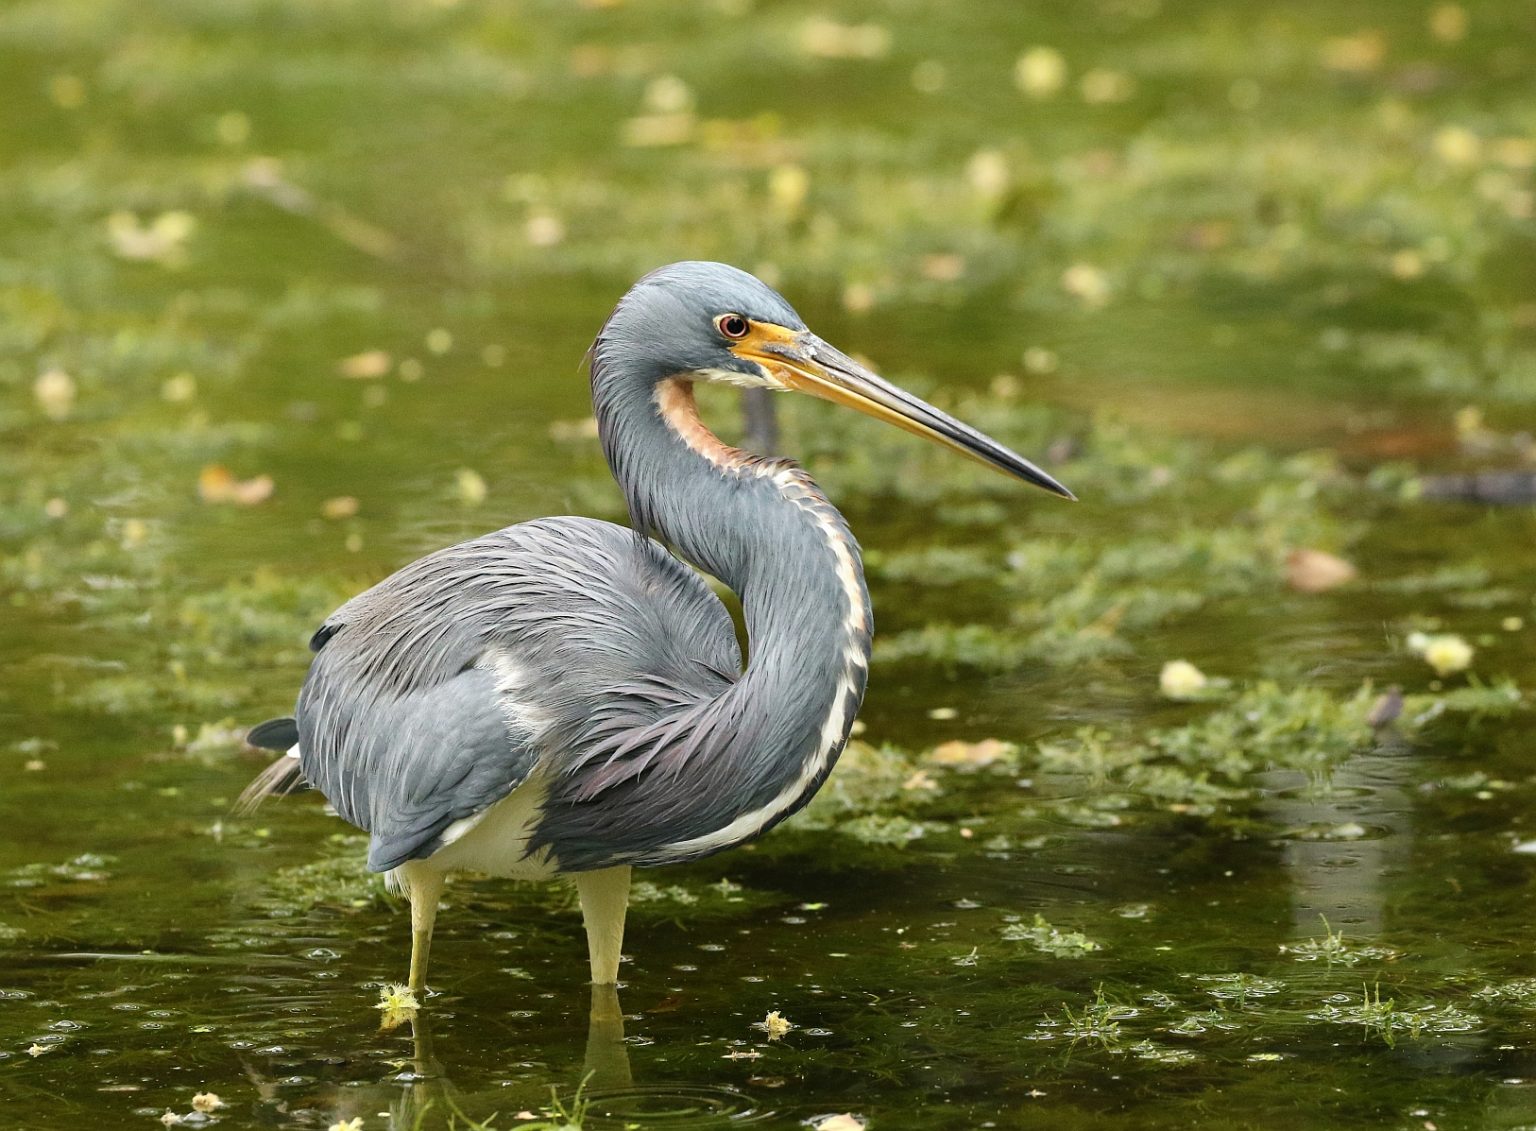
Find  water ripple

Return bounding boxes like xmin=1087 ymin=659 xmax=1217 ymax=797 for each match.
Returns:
xmin=579 ymin=1083 xmax=777 ymax=1126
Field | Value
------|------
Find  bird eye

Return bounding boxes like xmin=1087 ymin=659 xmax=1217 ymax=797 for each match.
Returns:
xmin=715 ymin=313 xmax=750 ymax=341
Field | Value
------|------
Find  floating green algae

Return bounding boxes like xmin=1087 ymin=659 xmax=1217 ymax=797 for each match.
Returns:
xmin=1001 ymin=914 xmax=1102 ymax=959
xmin=258 ymin=834 xmax=387 ymax=914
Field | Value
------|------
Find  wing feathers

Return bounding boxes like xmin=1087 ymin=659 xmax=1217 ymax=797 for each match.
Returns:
xmin=257 ymin=516 xmax=741 ymax=872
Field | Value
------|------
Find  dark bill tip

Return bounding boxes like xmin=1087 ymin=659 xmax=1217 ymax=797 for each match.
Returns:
xmin=789 ymin=335 xmax=1077 ymax=502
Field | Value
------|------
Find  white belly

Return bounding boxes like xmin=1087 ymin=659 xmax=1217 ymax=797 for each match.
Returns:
xmin=418 ymin=770 xmax=558 ymax=881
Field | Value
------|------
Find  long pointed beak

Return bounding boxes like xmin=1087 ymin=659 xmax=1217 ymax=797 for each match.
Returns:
xmin=741 ymin=331 xmax=1075 ymax=500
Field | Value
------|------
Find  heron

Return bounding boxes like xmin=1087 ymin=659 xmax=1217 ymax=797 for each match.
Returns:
xmin=241 ymin=261 xmax=1072 ymax=994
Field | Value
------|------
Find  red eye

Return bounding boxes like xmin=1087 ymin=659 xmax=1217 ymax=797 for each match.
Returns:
xmin=716 ymin=313 xmax=750 ymax=340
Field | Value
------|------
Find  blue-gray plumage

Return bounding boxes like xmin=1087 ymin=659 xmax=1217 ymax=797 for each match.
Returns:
xmin=242 ymin=261 xmax=1072 ymax=994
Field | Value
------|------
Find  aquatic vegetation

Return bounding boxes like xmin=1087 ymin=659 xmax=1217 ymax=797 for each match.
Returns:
xmin=377 ymin=982 xmax=420 ymax=1030
xmin=861 ymin=418 xmax=1361 ymax=674
xmin=757 ymin=1010 xmax=794 ymax=1040
xmin=1280 ymin=918 xmax=1402 ymax=967
xmin=786 ymin=740 xmax=942 ymax=851
xmin=1375 ymin=563 xmax=1494 ymax=595
xmin=1000 ymin=914 xmax=1102 ymax=958
xmin=6 ymin=852 xmax=115 ymax=886
xmin=481 ymin=1081 xmax=593 ymax=1131
xmin=1131 ymin=1040 xmax=1199 ymax=1066
xmin=1309 ymin=985 xmax=1482 ymax=1047
xmin=787 ymin=670 xmax=1515 ymax=857
xmin=1406 ymin=630 xmax=1475 ymax=677
xmin=1197 ymin=973 xmax=1284 ymax=1008
xmin=169 ymin=571 xmax=354 ymax=657
xmin=1471 ymin=979 xmax=1536 ymax=1005
xmin=1401 ymin=678 xmax=1523 ymax=723
xmin=874 ymin=622 xmax=1043 ymax=672
xmin=626 ymin=875 xmax=781 ymax=920
xmin=48 ymin=567 xmax=353 ymax=720
xmin=837 ymin=814 xmax=928 ymax=847
xmin=1153 ymin=683 xmax=1376 ymax=776
xmin=1030 ymin=677 xmax=1528 ymax=823
xmin=1046 ymin=986 xmax=1139 ymax=1050
xmin=868 ymin=544 xmax=997 ymax=586
xmin=174 ymin=718 xmax=252 ymax=760
xmin=1033 ymin=683 xmax=1369 ymax=811
xmin=259 ymin=835 xmax=386 ymax=913
xmin=1158 ymin=659 xmax=1212 ymax=701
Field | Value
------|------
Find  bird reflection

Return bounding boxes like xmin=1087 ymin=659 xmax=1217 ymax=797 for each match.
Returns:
xmin=583 ymin=983 xmax=634 ymax=1091
xmin=379 ymin=983 xmax=632 ymax=1129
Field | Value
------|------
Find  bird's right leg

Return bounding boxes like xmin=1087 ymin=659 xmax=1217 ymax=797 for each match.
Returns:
xmin=575 ymin=865 xmax=631 ymax=985
xmin=398 ymin=862 xmax=445 ymax=993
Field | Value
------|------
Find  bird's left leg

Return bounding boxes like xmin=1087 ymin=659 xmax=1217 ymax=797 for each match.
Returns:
xmin=575 ymin=865 xmax=631 ymax=985
xmin=397 ymin=861 xmax=445 ymax=993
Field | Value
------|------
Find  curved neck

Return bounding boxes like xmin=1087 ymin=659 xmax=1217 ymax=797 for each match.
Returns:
xmin=591 ymin=372 xmax=873 ymax=863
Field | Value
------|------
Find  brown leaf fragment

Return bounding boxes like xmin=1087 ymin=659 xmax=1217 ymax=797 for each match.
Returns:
xmin=928 ymin=738 xmax=1015 ymax=769
xmin=548 ymin=417 xmax=600 ymax=442
xmin=902 ymin=769 xmax=939 ymax=792
xmin=337 ymin=350 xmax=391 ymax=379
xmin=321 ymin=496 xmax=360 ymax=520
xmin=814 ymin=1116 xmax=867 ymax=1131
xmin=800 ymin=18 xmax=890 ymax=60
xmin=199 ymin=465 xmax=275 ymax=506
xmin=622 ymin=113 xmax=694 ymax=148
xmin=1322 ymin=30 xmax=1385 ymax=74
xmin=921 ymin=253 xmax=966 ymax=282
xmin=1285 ymin=549 xmax=1358 ymax=593
xmin=34 ymin=368 xmax=77 ymax=419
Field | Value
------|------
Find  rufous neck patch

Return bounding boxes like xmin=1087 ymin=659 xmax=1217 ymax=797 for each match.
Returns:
xmin=655 ymin=377 xmax=755 ymax=472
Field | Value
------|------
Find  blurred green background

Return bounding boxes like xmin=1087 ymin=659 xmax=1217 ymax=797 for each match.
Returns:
xmin=3 ymin=1 xmax=1536 ymax=1129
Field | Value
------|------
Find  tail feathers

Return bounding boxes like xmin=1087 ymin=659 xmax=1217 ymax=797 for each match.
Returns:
xmin=235 ymin=750 xmax=307 ymax=816
xmin=247 ymin=717 xmax=300 ymax=751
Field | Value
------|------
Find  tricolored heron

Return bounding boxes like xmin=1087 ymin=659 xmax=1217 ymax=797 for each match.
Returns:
xmin=242 ymin=261 xmax=1072 ymax=993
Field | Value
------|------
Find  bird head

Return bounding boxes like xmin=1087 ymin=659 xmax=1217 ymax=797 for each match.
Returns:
xmin=594 ymin=261 xmax=1073 ymax=499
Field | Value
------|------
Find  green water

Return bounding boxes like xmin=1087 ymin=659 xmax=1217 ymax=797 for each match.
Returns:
xmin=4 ymin=0 xmax=1536 ymax=1127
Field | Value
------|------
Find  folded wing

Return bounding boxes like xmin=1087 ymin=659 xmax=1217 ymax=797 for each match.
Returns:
xmin=276 ymin=516 xmax=740 ymax=874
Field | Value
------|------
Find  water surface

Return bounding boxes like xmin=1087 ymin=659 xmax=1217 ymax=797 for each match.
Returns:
xmin=3 ymin=1 xmax=1536 ymax=1127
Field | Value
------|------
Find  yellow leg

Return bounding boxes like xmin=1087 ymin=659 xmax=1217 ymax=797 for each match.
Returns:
xmin=575 ymin=866 xmax=631 ymax=985
xmin=400 ymin=863 xmax=445 ymax=993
